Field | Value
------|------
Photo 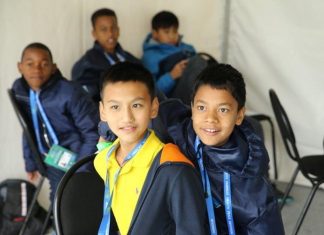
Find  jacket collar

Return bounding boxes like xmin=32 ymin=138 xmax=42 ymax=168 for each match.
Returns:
xmin=93 ymin=41 xmax=126 ymax=57
xmin=20 ymin=69 xmax=63 ymax=93
xmin=187 ymin=119 xmax=269 ymax=177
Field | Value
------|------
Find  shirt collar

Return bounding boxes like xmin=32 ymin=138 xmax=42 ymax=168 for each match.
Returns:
xmin=107 ymin=130 xmax=164 ymax=169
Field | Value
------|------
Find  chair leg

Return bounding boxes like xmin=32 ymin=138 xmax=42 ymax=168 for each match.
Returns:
xmin=280 ymin=166 xmax=299 ymax=210
xmin=40 ymin=202 xmax=53 ymax=235
xmin=19 ymin=176 xmax=45 ymax=235
xmin=292 ymin=183 xmax=320 ymax=235
xmin=268 ymin=117 xmax=278 ymax=180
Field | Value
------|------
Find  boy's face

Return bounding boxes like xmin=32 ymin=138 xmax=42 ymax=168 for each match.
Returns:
xmin=100 ymin=81 xmax=159 ymax=149
xmin=92 ymin=16 xmax=119 ymax=54
xmin=191 ymin=85 xmax=245 ymax=147
xmin=152 ymin=26 xmax=179 ymax=45
xmin=18 ymin=48 xmax=56 ymax=91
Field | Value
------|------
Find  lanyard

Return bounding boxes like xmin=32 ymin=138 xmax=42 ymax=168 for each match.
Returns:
xmin=195 ymin=137 xmax=217 ymax=235
xmin=29 ymin=90 xmax=59 ymax=154
xmin=98 ymin=131 xmax=150 ymax=235
xmin=194 ymin=137 xmax=236 ymax=235
xmin=224 ymin=172 xmax=235 ymax=235
xmin=104 ymin=52 xmax=125 ymax=65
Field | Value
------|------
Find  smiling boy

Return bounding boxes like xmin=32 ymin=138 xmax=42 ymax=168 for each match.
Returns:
xmin=158 ymin=63 xmax=285 ymax=234
xmin=94 ymin=62 xmax=206 ymax=235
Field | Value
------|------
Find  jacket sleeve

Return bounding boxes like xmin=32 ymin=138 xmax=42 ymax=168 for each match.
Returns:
xmin=157 ymin=99 xmax=191 ymax=127
xmin=235 ymin=176 xmax=285 ymax=235
xmin=67 ymin=86 xmax=100 ymax=159
xmin=245 ymin=198 xmax=285 ymax=235
xmin=156 ymin=73 xmax=176 ymax=95
xmin=22 ymin=134 xmax=38 ymax=172
xmin=142 ymin=51 xmax=176 ymax=95
xmin=168 ymin=166 xmax=207 ymax=235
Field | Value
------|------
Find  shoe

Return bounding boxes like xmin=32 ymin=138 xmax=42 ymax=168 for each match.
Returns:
xmin=272 ymin=183 xmax=294 ymax=205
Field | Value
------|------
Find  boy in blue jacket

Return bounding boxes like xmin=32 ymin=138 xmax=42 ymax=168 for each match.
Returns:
xmin=72 ymin=8 xmax=140 ymax=102
xmin=94 ymin=62 xmax=206 ymax=235
xmin=158 ymin=64 xmax=285 ymax=234
xmin=12 ymin=42 xmax=99 ymax=201
xmin=142 ymin=10 xmax=196 ymax=97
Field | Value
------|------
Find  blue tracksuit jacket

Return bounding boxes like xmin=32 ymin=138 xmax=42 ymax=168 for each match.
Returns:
xmin=142 ymin=33 xmax=195 ymax=95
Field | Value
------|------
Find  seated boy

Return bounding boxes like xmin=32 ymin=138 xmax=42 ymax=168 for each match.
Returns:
xmin=157 ymin=64 xmax=285 ymax=234
xmin=12 ymin=42 xmax=99 ymax=201
xmin=142 ymin=10 xmax=196 ymax=97
xmin=72 ymin=8 xmax=140 ymax=102
xmin=94 ymin=62 xmax=206 ymax=235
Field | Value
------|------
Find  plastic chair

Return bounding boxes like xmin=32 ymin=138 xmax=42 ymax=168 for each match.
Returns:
xmin=7 ymin=88 xmax=52 ymax=235
xmin=54 ymin=155 xmax=106 ymax=235
xmin=269 ymin=89 xmax=324 ymax=235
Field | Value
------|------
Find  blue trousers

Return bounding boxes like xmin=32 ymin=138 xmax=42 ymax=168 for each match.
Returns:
xmin=46 ymin=166 xmax=65 ymax=202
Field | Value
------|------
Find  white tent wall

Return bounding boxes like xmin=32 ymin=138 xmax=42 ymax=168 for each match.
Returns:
xmin=0 ymin=0 xmax=222 ymax=207
xmin=227 ymin=1 xmax=324 ymax=185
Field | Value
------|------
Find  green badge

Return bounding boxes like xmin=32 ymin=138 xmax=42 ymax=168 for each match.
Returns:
xmin=44 ymin=145 xmax=77 ymax=172
xmin=96 ymin=141 xmax=113 ymax=152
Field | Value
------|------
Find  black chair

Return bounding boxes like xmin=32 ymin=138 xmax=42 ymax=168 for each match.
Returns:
xmin=54 ymin=154 xmax=105 ymax=235
xmin=7 ymin=89 xmax=52 ymax=235
xmin=269 ymin=89 xmax=324 ymax=235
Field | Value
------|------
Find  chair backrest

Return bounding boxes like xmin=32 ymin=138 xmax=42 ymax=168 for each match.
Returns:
xmin=7 ymin=88 xmax=47 ymax=176
xmin=269 ymin=89 xmax=301 ymax=162
xmin=54 ymin=155 xmax=104 ymax=235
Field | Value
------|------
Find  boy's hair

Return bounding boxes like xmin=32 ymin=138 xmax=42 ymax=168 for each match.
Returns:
xmin=192 ymin=63 xmax=246 ymax=110
xmin=91 ymin=8 xmax=117 ymax=28
xmin=100 ymin=62 xmax=156 ymax=100
xmin=152 ymin=11 xmax=179 ymax=30
xmin=21 ymin=42 xmax=53 ymax=62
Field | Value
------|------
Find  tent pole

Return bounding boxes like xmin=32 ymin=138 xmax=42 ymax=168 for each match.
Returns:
xmin=221 ymin=0 xmax=231 ymax=63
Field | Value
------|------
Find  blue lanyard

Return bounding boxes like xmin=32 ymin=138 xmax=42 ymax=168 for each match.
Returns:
xmin=98 ymin=131 xmax=150 ymax=235
xmin=195 ymin=137 xmax=217 ymax=235
xmin=224 ymin=172 xmax=235 ymax=235
xmin=194 ymin=137 xmax=236 ymax=235
xmin=104 ymin=52 xmax=125 ymax=65
xmin=29 ymin=90 xmax=59 ymax=154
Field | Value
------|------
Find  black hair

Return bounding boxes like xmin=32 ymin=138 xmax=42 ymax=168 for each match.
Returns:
xmin=21 ymin=42 xmax=53 ymax=62
xmin=192 ymin=63 xmax=246 ymax=110
xmin=152 ymin=11 xmax=179 ymax=30
xmin=91 ymin=8 xmax=117 ymax=28
xmin=100 ymin=62 xmax=156 ymax=100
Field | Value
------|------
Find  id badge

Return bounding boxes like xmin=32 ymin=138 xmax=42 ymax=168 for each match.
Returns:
xmin=44 ymin=145 xmax=77 ymax=172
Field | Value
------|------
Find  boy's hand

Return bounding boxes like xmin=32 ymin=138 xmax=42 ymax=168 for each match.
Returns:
xmin=170 ymin=59 xmax=188 ymax=80
xmin=27 ymin=171 xmax=40 ymax=182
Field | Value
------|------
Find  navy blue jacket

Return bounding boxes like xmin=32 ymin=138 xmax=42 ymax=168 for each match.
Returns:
xmin=12 ymin=71 xmax=100 ymax=172
xmin=158 ymin=99 xmax=285 ymax=235
xmin=72 ymin=42 xmax=140 ymax=102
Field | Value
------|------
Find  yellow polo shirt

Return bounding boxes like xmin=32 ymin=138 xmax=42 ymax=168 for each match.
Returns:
xmin=94 ymin=131 xmax=164 ymax=235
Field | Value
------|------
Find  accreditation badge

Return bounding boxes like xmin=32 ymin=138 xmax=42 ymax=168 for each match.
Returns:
xmin=44 ymin=145 xmax=77 ymax=172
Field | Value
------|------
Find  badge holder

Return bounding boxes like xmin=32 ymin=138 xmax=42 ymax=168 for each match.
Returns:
xmin=44 ymin=145 xmax=77 ymax=172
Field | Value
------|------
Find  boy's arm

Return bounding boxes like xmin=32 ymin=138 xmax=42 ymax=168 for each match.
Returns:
xmin=155 ymin=99 xmax=191 ymax=128
xmin=245 ymin=190 xmax=285 ymax=235
xmin=68 ymin=86 xmax=100 ymax=159
xmin=22 ymin=134 xmax=38 ymax=172
xmin=142 ymin=51 xmax=176 ymax=95
xmin=156 ymin=73 xmax=177 ymax=94
xmin=169 ymin=166 xmax=207 ymax=235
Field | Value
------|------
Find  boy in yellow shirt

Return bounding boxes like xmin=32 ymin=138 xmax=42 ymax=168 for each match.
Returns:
xmin=94 ymin=62 xmax=206 ymax=235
